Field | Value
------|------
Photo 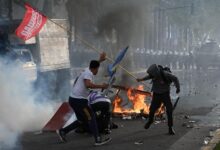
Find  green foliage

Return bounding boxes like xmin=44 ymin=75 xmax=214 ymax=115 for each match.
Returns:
xmin=214 ymin=142 xmax=220 ymax=150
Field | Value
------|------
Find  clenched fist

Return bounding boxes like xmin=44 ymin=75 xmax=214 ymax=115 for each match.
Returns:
xmin=99 ymin=52 xmax=106 ymax=62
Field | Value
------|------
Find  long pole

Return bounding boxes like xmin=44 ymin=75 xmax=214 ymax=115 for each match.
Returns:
xmin=47 ymin=19 xmax=150 ymax=89
xmin=18 ymin=1 xmax=151 ymax=89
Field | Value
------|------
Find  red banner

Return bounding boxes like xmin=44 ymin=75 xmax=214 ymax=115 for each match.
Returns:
xmin=15 ymin=4 xmax=47 ymax=41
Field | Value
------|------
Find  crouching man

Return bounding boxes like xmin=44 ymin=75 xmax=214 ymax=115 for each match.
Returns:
xmin=89 ymin=91 xmax=111 ymax=134
xmin=75 ymin=91 xmax=118 ymax=135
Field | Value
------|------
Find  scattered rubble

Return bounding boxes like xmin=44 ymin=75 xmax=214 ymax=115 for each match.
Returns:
xmin=122 ymin=115 xmax=132 ymax=120
xmin=134 ymin=140 xmax=143 ymax=145
xmin=120 ymin=124 xmax=124 ymax=128
xmin=34 ymin=131 xmax=43 ymax=135
xmin=189 ymin=120 xmax=196 ymax=123
xmin=184 ymin=115 xmax=190 ymax=119
xmin=182 ymin=119 xmax=197 ymax=129
xmin=154 ymin=121 xmax=161 ymax=125
xmin=203 ymin=136 xmax=212 ymax=145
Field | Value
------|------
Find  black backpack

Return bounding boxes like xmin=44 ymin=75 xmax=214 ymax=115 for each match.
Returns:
xmin=158 ymin=65 xmax=172 ymax=84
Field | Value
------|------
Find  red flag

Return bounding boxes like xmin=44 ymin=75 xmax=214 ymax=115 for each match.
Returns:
xmin=15 ymin=3 xmax=47 ymax=41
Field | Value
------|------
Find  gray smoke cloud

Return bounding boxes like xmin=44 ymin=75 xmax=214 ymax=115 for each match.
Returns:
xmin=0 ymin=58 xmax=56 ymax=149
xmin=66 ymin=0 xmax=152 ymax=88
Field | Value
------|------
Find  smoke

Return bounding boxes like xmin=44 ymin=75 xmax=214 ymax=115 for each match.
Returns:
xmin=66 ymin=0 xmax=152 ymax=87
xmin=53 ymin=0 xmax=220 ymax=111
xmin=0 ymin=58 xmax=55 ymax=149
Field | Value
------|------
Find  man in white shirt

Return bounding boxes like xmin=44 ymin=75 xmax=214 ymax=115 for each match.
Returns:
xmin=57 ymin=52 xmax=111 ymax=146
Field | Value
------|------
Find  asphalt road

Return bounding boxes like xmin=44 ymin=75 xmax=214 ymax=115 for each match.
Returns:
xmin=21 ymin=112 xmax=213 ymax=150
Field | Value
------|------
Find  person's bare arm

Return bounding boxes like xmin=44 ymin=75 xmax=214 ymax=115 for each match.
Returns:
xmin=84 ymin=79 xmax=108 ymax=89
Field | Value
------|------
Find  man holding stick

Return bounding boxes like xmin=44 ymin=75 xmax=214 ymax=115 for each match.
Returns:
xmin=137 ymin=64 xmax=180 ymax=135
xmin=57 ymin=52 xmax=111 ymax=146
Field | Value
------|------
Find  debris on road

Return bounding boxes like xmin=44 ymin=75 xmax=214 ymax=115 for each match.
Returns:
xmin=134 ymin=140 xmax=143 ymax=145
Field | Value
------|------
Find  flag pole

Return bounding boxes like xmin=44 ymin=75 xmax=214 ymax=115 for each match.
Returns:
xmin=48 ymin=19 xmax=152 ymax=88
xmin=47 ymin=19 xmax=151 ymax=86
xmin=18 ymin=1 xmax=150 ymax=89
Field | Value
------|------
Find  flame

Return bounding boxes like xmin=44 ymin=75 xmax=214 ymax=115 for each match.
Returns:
xmin=155 ymin=104 xmax=165 ymax=116
xmin=112 ymin=85 xmax=165 ymax=116
xmin=127 ymin=85 xmax=150 ymax=113
xmin=112 ymin=95 xmax=123 ymax=113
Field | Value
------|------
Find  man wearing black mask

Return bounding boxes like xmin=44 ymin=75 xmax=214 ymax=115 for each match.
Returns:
xmin=137 ymin=64 xmax=180 ymax=135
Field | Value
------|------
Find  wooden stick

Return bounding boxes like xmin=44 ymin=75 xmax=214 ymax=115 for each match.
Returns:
xmin=112 ymin=85 xmax=151 ymax=96
xmin=18 ymin=1 xmax=151 ymax=89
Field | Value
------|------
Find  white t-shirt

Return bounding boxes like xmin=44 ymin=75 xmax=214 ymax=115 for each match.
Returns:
xmin=70 ymin=68 xmax=94 ymax=99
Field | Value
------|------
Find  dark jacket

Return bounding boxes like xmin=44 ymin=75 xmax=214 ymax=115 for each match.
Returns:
xmin=145 ymin=64 xmax=180 ymax=94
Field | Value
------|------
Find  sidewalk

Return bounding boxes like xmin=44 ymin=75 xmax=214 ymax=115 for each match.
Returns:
xmin=169 ymin=104 xmax=220 ymax=150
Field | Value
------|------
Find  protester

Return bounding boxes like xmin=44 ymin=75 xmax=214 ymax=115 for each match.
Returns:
xmin=75 ymin=90 xmax=118 ymax=134
xmin=89 ymin=91 xmax=111 ymax=134
xmin=57 ymin=52 xmax=111 ymax=146
xmin=137 ymin=64 xmax=180 ymax=135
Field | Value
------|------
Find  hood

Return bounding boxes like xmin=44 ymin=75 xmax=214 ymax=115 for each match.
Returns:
xmin=147 ymin=64 xmax=161 ymax=78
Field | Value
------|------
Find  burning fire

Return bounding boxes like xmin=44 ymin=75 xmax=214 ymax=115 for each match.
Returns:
xmin=112 ymin=85 xmax=165 ymax=115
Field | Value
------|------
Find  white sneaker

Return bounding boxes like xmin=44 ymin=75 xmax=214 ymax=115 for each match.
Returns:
xmin=56 ymin=129 xmax=67 ymax=142
xmin=94 ymin=137 xmax=112 ymax=146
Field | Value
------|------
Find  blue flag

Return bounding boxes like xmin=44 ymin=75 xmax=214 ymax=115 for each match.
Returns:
xmin=107 ymin=46 xmax=129 ymax=77
xmin=103 ymin=46 xmax=129 ymax=96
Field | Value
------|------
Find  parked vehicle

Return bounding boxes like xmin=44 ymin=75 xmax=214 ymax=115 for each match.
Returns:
xmin=12 ymin=48 xmax=37 ymax=82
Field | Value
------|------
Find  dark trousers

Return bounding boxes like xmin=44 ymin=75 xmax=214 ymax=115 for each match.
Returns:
xmin=91 ymin=102 xmax=111 ymax=132
xmin=62 ymin=97 xmax=99 ymax=141
xmin=148 ymin=92 xmax=173 ymax=127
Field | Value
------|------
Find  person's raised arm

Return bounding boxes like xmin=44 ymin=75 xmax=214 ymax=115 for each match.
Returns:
xmin=98 ymin=52 xmax=106 ymax=63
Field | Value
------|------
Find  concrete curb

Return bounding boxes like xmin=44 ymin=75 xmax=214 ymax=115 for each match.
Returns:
xmin=201 ymin=129 xmax=220 ymax=150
